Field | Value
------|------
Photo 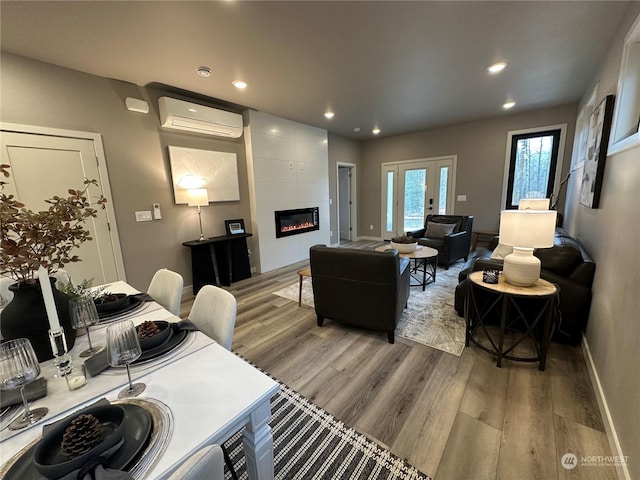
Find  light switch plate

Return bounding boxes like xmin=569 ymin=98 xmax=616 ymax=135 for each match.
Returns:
xmin=135 ymin=211 xmax=152 ymax=222
xmin=457 ymin=195 xmax=467 ymax=201
xmin=153 ymin=203 xmax=161 ymax=220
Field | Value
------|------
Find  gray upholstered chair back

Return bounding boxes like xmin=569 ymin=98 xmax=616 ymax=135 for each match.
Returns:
xmin=147 ymin=268 xmax=184 ymax=316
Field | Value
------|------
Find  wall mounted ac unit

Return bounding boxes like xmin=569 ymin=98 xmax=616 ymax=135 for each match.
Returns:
xmin=158 ymin=96 xmax=243 ymax=138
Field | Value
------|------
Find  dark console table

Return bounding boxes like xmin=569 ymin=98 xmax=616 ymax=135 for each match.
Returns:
xmin=183 ymin=233 xmax=252 ymax=294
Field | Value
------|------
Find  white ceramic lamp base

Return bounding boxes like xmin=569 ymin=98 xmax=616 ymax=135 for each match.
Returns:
xmin=502 ymin=247 xmax=541 ymax=287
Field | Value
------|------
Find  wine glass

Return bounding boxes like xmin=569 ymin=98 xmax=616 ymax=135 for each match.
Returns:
xmin=69 ymin=296 xmax=103 ymax=357
xmin=106 ymin=320 xmax=145 ymax=398
xmin=0 ymin=338 xmax=49 ymax=430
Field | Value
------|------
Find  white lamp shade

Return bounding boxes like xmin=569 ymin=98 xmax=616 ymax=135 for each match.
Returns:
xmin=499 ymin=210 xmax=557 ymax=248
xmin=518 ymin=198 xmax=550 ymax=210
xmin=187 ymin=189 xmax=209 ymax=207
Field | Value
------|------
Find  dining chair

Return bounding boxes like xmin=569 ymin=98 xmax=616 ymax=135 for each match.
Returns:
xmin=167 ymin=444 xmax=224 ymax=480
xmin=147 ymin=268 xmax=184 ymax=316
xmin=188 ymin=285 xmax=237 ymax=350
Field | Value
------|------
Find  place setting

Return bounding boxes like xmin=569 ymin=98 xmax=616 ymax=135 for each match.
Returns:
xmin=0 ymin=330 xmax=173 ymax=480
xmin=93 ymin=292 xmax=150 ymax=324
xmin=86 ymin=318 xmax=197 ymax=377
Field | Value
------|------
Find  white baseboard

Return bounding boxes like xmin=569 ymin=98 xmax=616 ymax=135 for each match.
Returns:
xmin=357 ymin=235 xmax=383 ymax=241
xmin=581 ymin=335 xmax=631 ymax=480
xmin=182 ymin=285 xmax=193 ymax=297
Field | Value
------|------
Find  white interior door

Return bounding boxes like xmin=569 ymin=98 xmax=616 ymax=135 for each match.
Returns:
xmin=382 ymin=157 xmax=455 ymax=239
xmin=1 ymin=129 xmax=124 ymax=284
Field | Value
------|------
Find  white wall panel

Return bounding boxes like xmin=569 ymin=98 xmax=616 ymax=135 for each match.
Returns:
xmin=247 ymin=110 xmax=330 ymax=273
xmin=249 ymin=113 xmax=297 ymax=139
xmin=251 ymin=133 xmax=295 ymax=161
xmin=295 ymin=124 xmax=327 ymax=144
xmin=253 ymin=156 xmax=296 ymax=183
xmin=255 ymin=182 xmax=297 ymax=206
xmin=296 ymin=182 xmax=329 ymax=204
xmin=297 ymin=161 xmax=329 ymax=183
xmin=296 ymin=143 xmax=329 ymax=164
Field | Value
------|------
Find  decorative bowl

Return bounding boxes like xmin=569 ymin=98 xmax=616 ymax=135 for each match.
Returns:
xmin=136 ymin=321 xmax=172 ymax=350
xmin=93 ymin=293 xmax=128 ymax=314
xmin=33 ymin=404 xmax=125 ymax=479
xmin=390 ymin=241 xmax=418 ymax=253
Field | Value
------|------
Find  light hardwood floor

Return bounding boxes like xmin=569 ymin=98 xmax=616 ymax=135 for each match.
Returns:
xmin=180 ymin=240 xmax=615 ymax=480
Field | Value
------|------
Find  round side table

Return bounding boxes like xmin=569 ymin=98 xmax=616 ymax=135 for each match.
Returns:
xmin=464 ymin=271 xmax=559 ymax=371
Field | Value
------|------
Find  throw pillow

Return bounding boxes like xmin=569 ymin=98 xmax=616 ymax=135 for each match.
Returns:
xmin=425 ymin=221 xmax=456 ymax=238
xmin=490 ymin=242 xmax=514 ymax=260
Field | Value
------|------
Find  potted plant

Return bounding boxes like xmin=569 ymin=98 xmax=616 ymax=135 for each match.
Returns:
xmin=0 ymin=164 xmax=107 ymax=361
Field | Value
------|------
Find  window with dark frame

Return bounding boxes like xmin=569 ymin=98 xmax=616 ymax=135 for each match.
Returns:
xmin=505 ymin=129 xmax=561 ymax=209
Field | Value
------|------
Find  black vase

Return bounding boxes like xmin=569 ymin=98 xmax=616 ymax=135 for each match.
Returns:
xmin=0 ymin=278 xmax=77 ymax=362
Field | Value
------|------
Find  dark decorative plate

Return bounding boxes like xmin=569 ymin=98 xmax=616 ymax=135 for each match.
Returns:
xmin=134 ymin=325 xmax=188 ymax=364
xmin=2 ymin=404 xmax=152 ymax=480
xmin=97 ymin=297 xmax=144 ymax=322
xmin=137 ymin=321 xmax=172 ymax=351
xmin=94 ymin=293 xmax=129 ymax=314
xmin=34 ymin=405 xmax=125 ymax=479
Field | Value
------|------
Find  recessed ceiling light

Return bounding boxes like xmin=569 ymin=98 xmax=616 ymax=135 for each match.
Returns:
xmin=488 ymin=62 xmax=507 ymax=73
xmin=503 ymin=101 xmax=516 ymax=109
xmin=353 ymin=127 xmax=361 ymax=133
xmin=372 ymin=128 xmax=381 ymax=135
xmin=188 ymin=108 xmax=197 ymax=113
xmin=324 ymin=111 xmax=335 ymax=119
xmin=232 ymin=80 xmax=248 ymax=89
xmin=197 ymin=66 xmax=212 ymax=77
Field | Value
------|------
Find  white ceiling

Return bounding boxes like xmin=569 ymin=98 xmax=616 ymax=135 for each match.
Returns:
xmin=0 ymin=1 xmax=632 ymax=139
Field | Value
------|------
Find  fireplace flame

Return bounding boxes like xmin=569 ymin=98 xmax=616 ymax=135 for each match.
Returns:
xmin=281 ymin=221 xmax=315 ymax=232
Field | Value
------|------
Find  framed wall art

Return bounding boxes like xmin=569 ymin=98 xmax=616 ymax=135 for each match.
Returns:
xmin=225 ymin=219 xmax=245 ymax=235
xmin=168 ymin=146 xmax=240 ymax=204
xmin=579 ymin=95 xmax=615 ymax=209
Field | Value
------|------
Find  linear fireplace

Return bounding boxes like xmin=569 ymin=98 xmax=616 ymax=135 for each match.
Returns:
xmin=275 ymin=207 xmax=319 ymax=238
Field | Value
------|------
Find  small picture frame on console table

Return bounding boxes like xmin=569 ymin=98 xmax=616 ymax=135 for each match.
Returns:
xmin=225 ymin=219 xmax=245 ymax=235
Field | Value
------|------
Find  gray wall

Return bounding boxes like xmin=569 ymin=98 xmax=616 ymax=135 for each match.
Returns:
xmin=564 ymin=4 xmax=640 ymax=479
xmin=359 ymin=104 xmax=578 ymax=236
xmin=327 ymin=133 xmax=361 ymax=245
xmin=0 ymin=52 xmax=251 ymax=291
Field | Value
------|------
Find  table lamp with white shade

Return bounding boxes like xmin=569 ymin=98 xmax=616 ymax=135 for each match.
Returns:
xmin=499 ymin=209 xmax=557 ymax=286
xmin=518 ymin=198 xmax=550 ymax=210
xmin=187 ymin=188 xmax=209 ymax=241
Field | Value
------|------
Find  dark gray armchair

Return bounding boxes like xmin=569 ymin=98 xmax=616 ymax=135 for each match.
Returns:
xmin=309 ymin=245 xmax=410 ymax=343
xmin=408 ymin=214 xmax=473 ymax=269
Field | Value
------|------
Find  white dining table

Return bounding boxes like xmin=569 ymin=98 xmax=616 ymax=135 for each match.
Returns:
xmin=0 ymin=281 xmax=280 ymax=479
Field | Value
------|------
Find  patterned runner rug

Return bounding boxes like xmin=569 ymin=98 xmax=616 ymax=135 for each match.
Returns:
xmin=223 ymin=378 xmax=432 ymax=480
xmin=272 ymin=264 xmax=466 ymax=355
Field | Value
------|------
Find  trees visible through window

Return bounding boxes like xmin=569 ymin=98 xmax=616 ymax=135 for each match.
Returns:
xmin=505 ymin=129 xmax=561 ymax=209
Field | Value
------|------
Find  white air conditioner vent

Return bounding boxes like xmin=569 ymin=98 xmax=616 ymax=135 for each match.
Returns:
xmin=158 ymin=96 xmax=243 ymax=138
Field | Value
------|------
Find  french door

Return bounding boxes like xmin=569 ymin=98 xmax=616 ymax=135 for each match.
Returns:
xmin=382 ymin=157 xmax=455 ymax=239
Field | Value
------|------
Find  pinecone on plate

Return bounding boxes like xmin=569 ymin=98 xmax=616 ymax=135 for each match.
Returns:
xmin=137 ymin=320 xmax=160 ymax=339
xmin=61 ymin=414 xmax=104 ymax=458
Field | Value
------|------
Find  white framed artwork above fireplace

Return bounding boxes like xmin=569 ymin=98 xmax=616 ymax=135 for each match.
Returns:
xmin=244 ymin=110 xmax=330 ymax=273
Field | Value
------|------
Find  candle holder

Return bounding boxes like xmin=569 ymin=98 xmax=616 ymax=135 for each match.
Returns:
xmin=48 ymin=327 xmax=72 ymax=377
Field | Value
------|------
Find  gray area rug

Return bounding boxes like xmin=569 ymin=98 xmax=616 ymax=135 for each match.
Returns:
xmin=223 ymin=377 xmax=432 ymax=480
xmin=272 ymin=264 xmax=466 ymax=356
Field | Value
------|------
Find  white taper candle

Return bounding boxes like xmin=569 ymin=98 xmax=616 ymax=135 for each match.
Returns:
xmin=38 ymin=266 xmax=61 ymax=331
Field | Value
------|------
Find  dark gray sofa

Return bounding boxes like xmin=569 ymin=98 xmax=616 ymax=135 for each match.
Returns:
xmin=454 ymin=228 xmax=595 ymax=344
